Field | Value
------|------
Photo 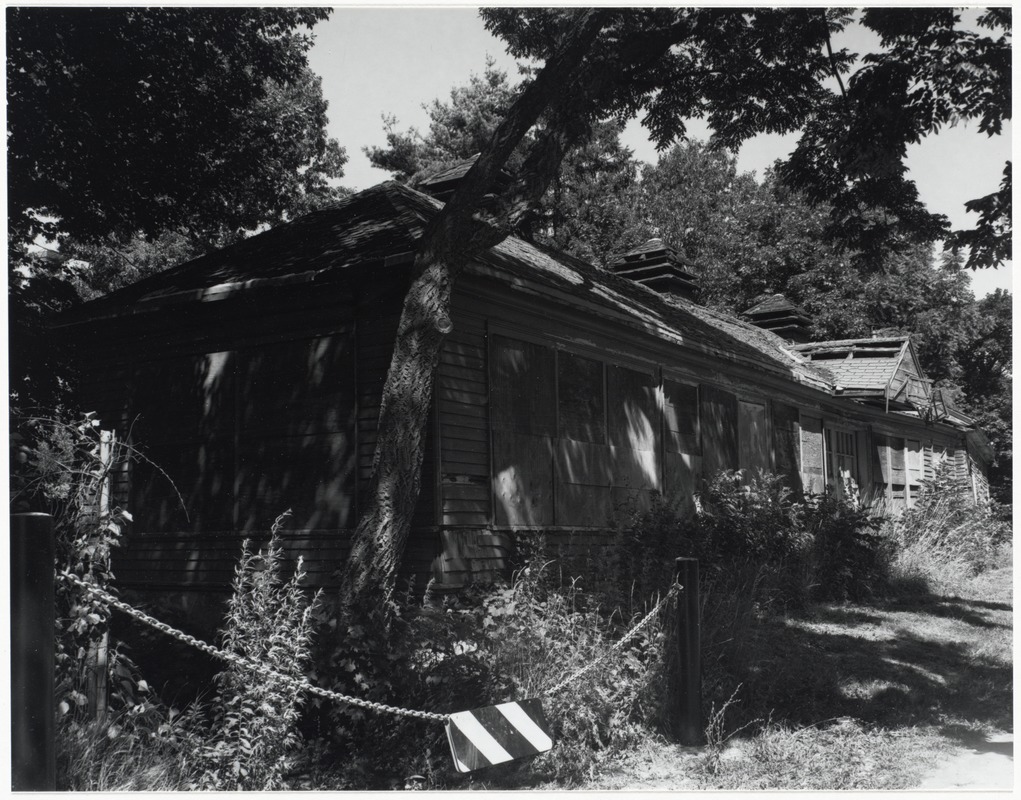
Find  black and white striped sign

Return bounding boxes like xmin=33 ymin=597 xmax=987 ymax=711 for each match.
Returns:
xmin=445 ymin=699 xmax=554 ymax=773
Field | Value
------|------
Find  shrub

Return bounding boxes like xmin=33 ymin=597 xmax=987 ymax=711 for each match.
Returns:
xmin=473 ymin=561 xmax=669 ymax=784
xmin=888 ymin=463 xmax=1011 ymax=595
xmin=804 ymin=490 xmax=890 ymax=603
xmin=313 ymin=547 xmax=674 ymax=788
xmin=195 ymin=512 xmax=321 ymax=790
xmin=607 ymin=493 xmax=688 ymax=613
xmin=12 ymin=411 xmax=181 ymax=723
xmin=57 ymin=699 xmax=205 ymax=791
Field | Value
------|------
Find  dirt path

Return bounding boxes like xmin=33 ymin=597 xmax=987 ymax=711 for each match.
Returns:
xmin=913 ymin=731 xmax=1013 ymax=791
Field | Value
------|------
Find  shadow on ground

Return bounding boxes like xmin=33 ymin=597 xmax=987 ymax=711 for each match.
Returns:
xmin=710 ymin=588 xmax=1013 ymax=736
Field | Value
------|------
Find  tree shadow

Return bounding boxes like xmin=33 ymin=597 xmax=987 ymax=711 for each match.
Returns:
xmin=711 ymin=593 xmax=1013 ymax=736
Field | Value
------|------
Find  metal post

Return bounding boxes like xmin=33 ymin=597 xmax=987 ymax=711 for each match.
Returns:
xmin=11 ymin=512 xmax=57 ymax=791
xmin=670 ymin=556 xmax=702 ymax=745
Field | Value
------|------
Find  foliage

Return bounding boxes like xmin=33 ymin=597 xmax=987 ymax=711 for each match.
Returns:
xmin=195 ymin=513 xmax=321 ymax=790
xmin=694 ymin=471 xmax=810 ymax=569
xmin=888 ymin=463 xmax=1011 ymax=595
xmin=62 ymin=231 xmax=206 ymax=302
xmin=11 ymin=411 xmax=153 ymax=723
xmin=7 ymin=6 xmax=346 ymax=249
xmin=482 ymin=8 xmax=1010 ymax=264
xmin=57 ymin=701 xmax=206 ymax=791
xmin=365 ymin=59 xmax=527 ymax=182
xmin=958 ymin=288 xmax=1012 ymax=505
xmin=805 ymin=491 xmax=889 ymax=603
xmin=313 ymin=550 xmax=673 ymax=787
xmin=473 ymin=562 xmax=668 ymax=784
xmin=366 ymin=62 xmax=647 ymax=267
xmin=8 ymin=255 xmax=82 ymax=410
xmin=607 ymin=494 xmax=686 ymax=612
xmin=539 ymin=120 xmax=649 ymax=267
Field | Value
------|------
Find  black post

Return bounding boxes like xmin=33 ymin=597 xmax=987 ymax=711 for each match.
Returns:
xmin=671 ymin=556 xmax=701 ymax=745
xmin=11 ymin=513 xmax=57 ymax=791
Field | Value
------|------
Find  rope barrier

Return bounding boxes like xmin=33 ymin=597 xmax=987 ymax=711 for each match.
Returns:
xmin=60 ymin=571 xmax=448 ymax=723
xmin=543 ymin=583 xmax=680 ymax=698
xmin=59 ymin=570 xmax=679 ymax=723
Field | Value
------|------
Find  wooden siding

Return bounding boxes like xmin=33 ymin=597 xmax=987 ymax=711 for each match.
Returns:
xmin=700 ymin=385 xmax=738 ymax=475
xmin=772 ymin=403 xmax=801 ymax=490
xmin=737 ymin=400 xmax=769 ymax=476
xmin=800 ymin=415 xmax=825 ymax=494
xmin=71 ymin=276 xmax=442 ymax=592
xmin=662 ymin=379 xmax=701 ymax=508
xmin=438 ymin=311 xmax=490 ymax=526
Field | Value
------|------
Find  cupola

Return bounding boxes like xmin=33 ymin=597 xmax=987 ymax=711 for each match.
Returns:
xmin=609 ymin=238 xmax=700 ymax=302
xmin=741 ymin=294 xmax=812 ymax=343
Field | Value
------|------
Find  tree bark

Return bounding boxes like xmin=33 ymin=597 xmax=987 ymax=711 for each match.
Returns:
xmin=339 ymin=10 xmax=610 ymax=612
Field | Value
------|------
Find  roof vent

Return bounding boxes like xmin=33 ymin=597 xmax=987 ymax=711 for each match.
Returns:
xmin=742 ymin=294 xmax=812 ymax=343
xmin=418 ymin=155 xmax=513 ymax=204
xmin=609 ymin=238 xmax=700 ymax=302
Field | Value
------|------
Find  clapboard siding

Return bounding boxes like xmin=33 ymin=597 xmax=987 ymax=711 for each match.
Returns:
xmin=114 ymin=531 xmax=354 ymax=590
xmin=75 ymin=274 xmax=439 ymax=593
xmin=437 ymin=315 xmax=491 ymax=527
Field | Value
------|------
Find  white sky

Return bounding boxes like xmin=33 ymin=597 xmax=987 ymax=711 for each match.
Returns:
xmin=307 ymin=6 xmax=1012 ymax=297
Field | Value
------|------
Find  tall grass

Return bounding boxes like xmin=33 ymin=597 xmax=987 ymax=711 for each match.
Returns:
xmin=888 ymin=465 xmax=1011 ymax=596
xmin=56 ymin=513 xmax=321 ymax=791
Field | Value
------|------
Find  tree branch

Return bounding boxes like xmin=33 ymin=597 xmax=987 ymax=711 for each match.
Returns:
xmin=821 ymin=11 xmax=848 ymax=99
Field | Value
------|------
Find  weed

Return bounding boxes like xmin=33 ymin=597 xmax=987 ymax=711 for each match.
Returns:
xmin=195 ymin=511 xmax=321 ymax=790
xmin=889 ymin=463 xmax=1011 ymax=595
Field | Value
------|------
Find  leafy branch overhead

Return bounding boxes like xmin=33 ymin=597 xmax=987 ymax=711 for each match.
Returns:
xmin=474 ymin=7 xmax=1010 ymax=267
xmin=7 ymin=7 xmax=347 ymax=248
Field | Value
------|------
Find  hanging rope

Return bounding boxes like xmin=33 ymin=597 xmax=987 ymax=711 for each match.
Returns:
xmin=543 ymin=583 xmax=680 ymax=697
xmin=60 ymin=570 xmax=679 ymax=721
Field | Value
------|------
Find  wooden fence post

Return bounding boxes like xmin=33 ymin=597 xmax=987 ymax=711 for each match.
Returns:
xmin=11 ymin=512 xmax=57 ymax=791
xmin=87 ymin=430 xmax=114 ymax=722
xmin=669 ymin=556 xmax=702 ymax=745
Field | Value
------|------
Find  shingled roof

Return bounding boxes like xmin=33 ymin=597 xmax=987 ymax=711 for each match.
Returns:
xmin=62 ymin=181 xmax=838 ymax=390
xmin=791 ymin=336 xmax=935 ymax=412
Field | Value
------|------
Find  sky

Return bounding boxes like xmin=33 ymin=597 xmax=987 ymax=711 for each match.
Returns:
xmin=306 ymin=7 xmax=1012 ymax=297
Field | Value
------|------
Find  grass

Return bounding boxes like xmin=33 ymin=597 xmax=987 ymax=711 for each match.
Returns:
xmin=56 ymin=496 xmax=1011 ymax=792
xmin=576 ymin=557 xmax=1012 ymax=791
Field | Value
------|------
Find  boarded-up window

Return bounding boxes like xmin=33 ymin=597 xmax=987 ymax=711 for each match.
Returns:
xmin=801 ymin=415 xmax=825 ymax=494
xmin=607 ymin=365 xmax=659 ymax=499
xmin=738 ymin=401 xmax=769 ymax=477
xmin=131 ymin=352 xmax=236 ymax=532
xmin=890 ymin=437 xmax=906 ymax=472
xmin=491 ymin=335 xmax=555 ymax=526
xmin=235 ymin=335 xmax=357 ymax=531
xmin=923 ymin=443 xmax=935 ymax=482
xmin=558 ymin=351 xmax=605 ymax=443
xmin=772 ymin=403 xmax=801 ymax=489
xmin=873 ymin=432 xmax=887 ymax=482
xmin=700 ymin=385 xmax=738 ymax=475
xmin=906 ymin=439 xmax=923 ymax=504
xmin=607 ymin=365 xmax=656 ymax=451
xmin=663 ymin=380 xmax=700 ymax=507
xmin=663 ymin=380 xmax=699 ymax=455
xmin=491 ymin=335 xmax=555 ymax=436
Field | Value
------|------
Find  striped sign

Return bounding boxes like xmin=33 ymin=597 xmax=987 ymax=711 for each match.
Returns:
xmin=445 ymin=699 xmax=554 ymax=773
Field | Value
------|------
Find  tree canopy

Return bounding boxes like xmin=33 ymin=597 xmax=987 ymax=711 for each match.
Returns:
xmin=366 ymin=62 xmax=647 ymax=267
xmin=481 ymin=7 xmax=1010 ymax=268
xmin=7 ymin=7 xmax=347 ymax=249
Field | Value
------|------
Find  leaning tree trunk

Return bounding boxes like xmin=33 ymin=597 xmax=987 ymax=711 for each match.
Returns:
xmin=338 ymin=10 xmax=610 ymax=613
xmin=338 ymin=251 xmax=462 ymax=610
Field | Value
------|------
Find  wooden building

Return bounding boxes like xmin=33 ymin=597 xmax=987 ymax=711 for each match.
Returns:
xmin=58 ymin=179 xmax=992 ymax=599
